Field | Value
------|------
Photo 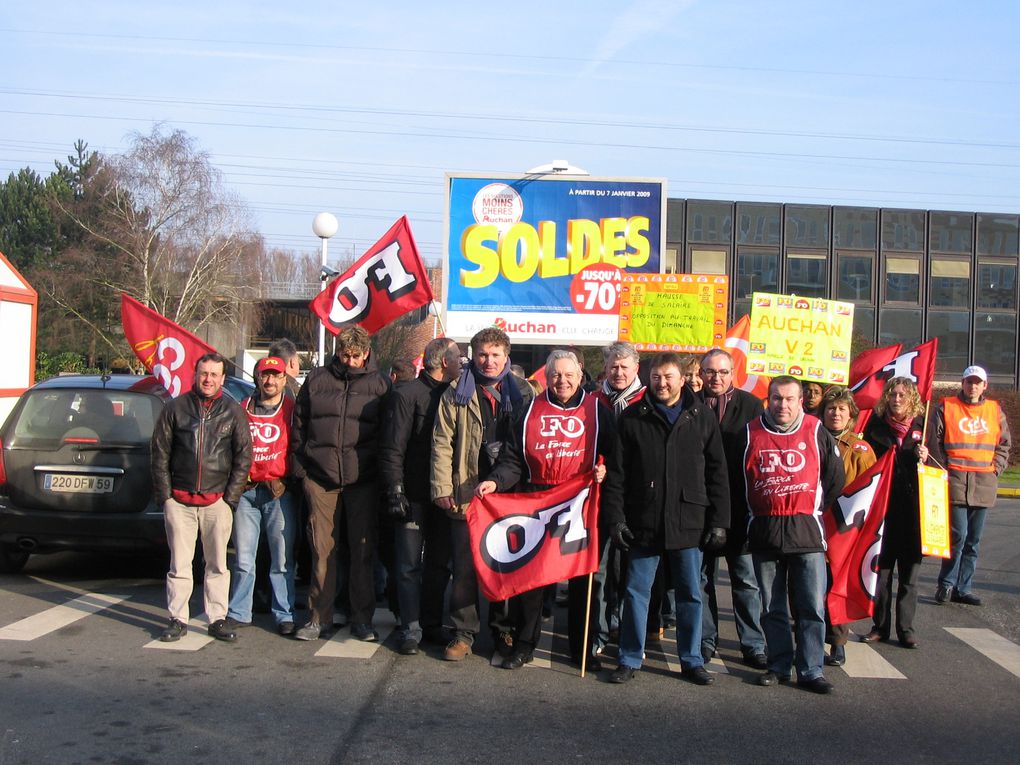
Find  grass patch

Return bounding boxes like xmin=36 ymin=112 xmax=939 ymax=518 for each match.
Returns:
xmin=1000 ymin=467 xmax=1020 ymax=484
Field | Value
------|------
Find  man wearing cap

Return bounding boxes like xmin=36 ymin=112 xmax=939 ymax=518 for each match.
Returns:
xmin=225 ymin=356 xmax=299 ymax=635
xmin=927 ymin=365 xmax=1011 ymax=606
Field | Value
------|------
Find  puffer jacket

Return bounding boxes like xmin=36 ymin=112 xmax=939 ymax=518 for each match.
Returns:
xmin=292 ymin=354 xmax=391 ymax=489
xmin=151 ymin=390 xmax=253 ymax=509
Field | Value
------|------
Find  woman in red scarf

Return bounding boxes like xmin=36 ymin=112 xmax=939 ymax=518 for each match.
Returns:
xmin=861 ymin=377 xmax=929 ymax=648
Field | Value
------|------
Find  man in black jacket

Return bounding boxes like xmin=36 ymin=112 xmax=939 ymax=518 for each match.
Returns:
xmin=602 ymin=352 xmax=730 ymax=685
xmin=699 ymin=348 xmax=768 ymax=669
xmin=151 ymin=353 xmax=253 ymax=643
xmin=292 ymin=326 xmax=391 ymax=642
xmin=378 ymin=337 xmax=461 ymax=655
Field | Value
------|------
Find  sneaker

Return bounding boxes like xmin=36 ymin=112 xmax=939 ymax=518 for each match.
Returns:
xmin=758 ymin=670 xmax=791 ymax=686
xmin=294 ymin=622 xmax=322 ymax=641
xmin=224 ymin=617 xmax=250 ymax=630
xmin=350 ymin=623 xmax=379 ymax=642
xmin=444 ymin=639 xmax=472 ymax=661
xmin=934 ymin=584 xmax=952 ymax=604
xmin=398 ymin=638 xmax=419 ymax=655
xmin=207 ymin=619 xmax=238 ymax=642
xmin=159 ymin=618 xmax=187 ymax=642
xmin=609 ymin=665 xmax=637 ymax=684
xmin=277 ymin=621 xmax=296 ymax=636
xmin=825 ymin=645 xmax=846 ymax=666
xmin=951 ymin=591 xmax=982 ymax=606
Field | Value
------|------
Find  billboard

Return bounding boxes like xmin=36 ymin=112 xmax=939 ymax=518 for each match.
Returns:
xmin=443 ymin=173 xmax=666 ymax=343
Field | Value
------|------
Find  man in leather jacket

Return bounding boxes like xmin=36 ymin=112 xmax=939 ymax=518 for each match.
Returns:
xmin=151 ymin=353 xmax=253 ymax=643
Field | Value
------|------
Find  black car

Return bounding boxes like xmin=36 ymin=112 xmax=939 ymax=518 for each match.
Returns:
xmin=0 ymin=373 xmax=254 ymax=573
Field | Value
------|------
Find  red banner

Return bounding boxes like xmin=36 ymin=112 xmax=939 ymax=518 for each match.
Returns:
xmin=725 ymin=314 xmax=770 ymax=400
xmin=849 ymin=338 xmax=938 ymax=432
xmin=310 ymin=215 xmax=434 ymax=335
xmin=824 ymin=450 xmax=895 ymax=625
xmin=466 ymin=473 xmax=600 ymax=602
xmin=121 ymin=294 xmax=216 ymax=398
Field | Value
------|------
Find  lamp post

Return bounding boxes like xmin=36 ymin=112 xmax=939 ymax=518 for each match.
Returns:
xmin=312 ymin=212 xmax=339 ymax=367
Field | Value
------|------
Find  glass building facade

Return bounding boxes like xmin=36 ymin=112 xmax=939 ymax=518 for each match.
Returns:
xmin=666 ymin=199 xmax=1020 ymax=387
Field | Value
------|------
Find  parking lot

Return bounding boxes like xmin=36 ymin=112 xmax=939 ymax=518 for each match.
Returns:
xmin=1 ymin=504 xmax=1019 ymax=764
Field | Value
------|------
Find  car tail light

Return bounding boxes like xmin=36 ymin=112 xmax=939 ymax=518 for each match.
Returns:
xmin=0 ymin=436 xmax=6 ymax=486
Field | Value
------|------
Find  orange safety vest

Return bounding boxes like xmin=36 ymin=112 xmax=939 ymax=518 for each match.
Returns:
xmin=942 ymin=397 xmax=1001 ymax=473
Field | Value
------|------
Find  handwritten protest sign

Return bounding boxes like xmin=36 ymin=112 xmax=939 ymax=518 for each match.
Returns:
xmin=617 ymin=274 xmax=727 ymax=351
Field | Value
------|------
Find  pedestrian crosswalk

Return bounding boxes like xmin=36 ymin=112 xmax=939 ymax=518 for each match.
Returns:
xmin=2 ymin=584 xmax=1020 ymax=684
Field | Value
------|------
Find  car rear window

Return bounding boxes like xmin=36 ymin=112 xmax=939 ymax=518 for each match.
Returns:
xmin=8 ymin=389 xmax=163 ymax=448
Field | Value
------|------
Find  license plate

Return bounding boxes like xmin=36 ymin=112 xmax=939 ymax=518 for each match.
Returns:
xmin=43 ymin=474 xmax=115 ymax=494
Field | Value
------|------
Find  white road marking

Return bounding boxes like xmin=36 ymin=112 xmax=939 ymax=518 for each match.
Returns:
xmin=315 ymin=608 xmax=396 ymax=658
xmin=945 ymin=627 xmax=1020 ymax=679
xmin=839 ymin=641 xmax=907 ymax=679
xmin=528 ymin=624 xmax=553 ymax=669
xmin=707 ymin=654 xmax=731 ymax=674
xmin=144 ymin=615 xmax=214 ymax=651
xmin=0 ymin=592 xmax=129 ymax=641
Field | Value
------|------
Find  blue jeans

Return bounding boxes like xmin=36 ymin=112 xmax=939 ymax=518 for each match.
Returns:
xmin=618 ymin=546 xmax=703 ymax=671
xmin=701 ymin=551 xmax=766 ymax=657
xmin=394 ymin=502 xmax=452 ymax=643
xmin=754 ymin=551 xmax=826 ymax=681
xmin=938 ymin=504 xmax=988 ymax=595
xmin=228 ymin=485 xmax=297 ymax=625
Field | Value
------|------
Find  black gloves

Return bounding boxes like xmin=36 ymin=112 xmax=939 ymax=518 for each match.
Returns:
xmin=385 ymin=484 xmax=411 ymax=522
xmin=610 ymin=523 xmax=635 ymax=552
xmin=700 ymin=527 xmax=727 ymax=552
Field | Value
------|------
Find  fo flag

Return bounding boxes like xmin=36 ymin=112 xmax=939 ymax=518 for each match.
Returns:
xmin=310 ymin=216 xmax=433 ymax=335
xmin=824 ymin=450 xmax=895 ymax=625
xmin=725 ymin=315 xmax=770 ymax=400
xmin=849 ymin=338 xmax=938 ymax=431
xmin=121 ymin=294 xmax=216 ymax=398
xmin=467 ymin=473 xmax=600 ymax=602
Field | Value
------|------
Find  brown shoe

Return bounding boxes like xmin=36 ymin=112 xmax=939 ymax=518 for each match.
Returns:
xmin=444 ymin=639 xmax=472 ymax=661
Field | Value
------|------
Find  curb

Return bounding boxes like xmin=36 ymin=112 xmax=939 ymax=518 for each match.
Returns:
xmin=998 ymin=488 xmax=1020 ymax=498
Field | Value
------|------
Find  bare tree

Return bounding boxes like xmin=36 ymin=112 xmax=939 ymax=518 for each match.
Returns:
xmin=54 ymin=125 xmax=263 ymax=352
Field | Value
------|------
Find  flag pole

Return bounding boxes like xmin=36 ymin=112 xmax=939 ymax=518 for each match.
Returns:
xmin=921 ymin=399 xmax=932 ymax=446
xmin=580 ymin=572 xmax=594 ymax=678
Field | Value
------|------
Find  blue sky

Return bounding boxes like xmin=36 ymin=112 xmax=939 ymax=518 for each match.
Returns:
xmin=2 ymin=1 xmax=1019 ymax=266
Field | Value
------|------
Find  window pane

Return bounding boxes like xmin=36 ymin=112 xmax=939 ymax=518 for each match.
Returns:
xmin=926 ymin=311 xmax=970 ymax=374
xmin=785 ymin=252 xmax=827 ymax=298
xmin=884 ymin=256 xmax=920 ymax=303
xmin=691 ymin=248 xmax=727 ymax=274
xmin=930 ymin=212 xmax=974 ymax=254
xmin=879 ymin=308 xmax=922 ymax=347
xmin=736 ymin=203 xmax=781 ymax=245
xmin=663 ymin=248 xmax=680 ymax=274
xmin=736 ymin=249 xmax=778 ymax=298
xmin=977 ymin=214 xmax=1019 ymax=257
xmin=732 ymin=300 xmax=751 ymax=323
xmin=853 ymin=307 xmax=876 ymax=345
xmin=686 ymin=201 xmax=732 ymax=243
xmin=929 ymin=259 xmax=971 ymax=308
xmin=785 ymin=206 xmax=829 ymax=248
xmin=837 ymin=253 xmax=873 ymax=301
xmin=881 ymin=210 xmax=925 ymax=252
xmin=833 ymin=208 xmax=878 ymax=250
xmin=975 ymin=313 xmax=1017 ymax=377
xmin=977 ymin=262 xmax=1017 ymax=310
xmin=666 ymin=199 xmax=684 ymax=243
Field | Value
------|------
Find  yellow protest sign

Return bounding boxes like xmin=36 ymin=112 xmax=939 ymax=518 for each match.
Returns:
xmin=746 ymin=293 xmax=854 ymax=384
xmin=918 ymin=465 xmax=951 ymax=558
xmin=617 ymin=274 xmax=728 ymax=351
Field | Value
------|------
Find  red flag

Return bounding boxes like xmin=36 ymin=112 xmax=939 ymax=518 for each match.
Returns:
xmin=310 ymin=216 xmax=434 ymax=335
xmin=121 ymin=294 xmax=216 ymax=398
xmin=824 ymin=450 xmax=895 ymax=624
xmin=850 ymin=339 xmax=938 ymax=432
xmin=466 ymin=473 xmax=600 ymax=602
xmin=724 ymin=315 xmax=770 ymax=400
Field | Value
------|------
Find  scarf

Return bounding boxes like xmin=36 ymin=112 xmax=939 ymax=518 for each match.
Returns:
xmin=602 ymin=376 xmax=644 ymax=413
xmin=654 ymin=397 xmax=684 ymax=426
xmin=762 ymin=408 xmax=804 ymax=434
xmin=883 ymin=412 xmax=912 ymax=446
xmin=453 ymin=357 xmax=523 ymax=417
xmin=705 ymin=386 xmax=735 ymax=423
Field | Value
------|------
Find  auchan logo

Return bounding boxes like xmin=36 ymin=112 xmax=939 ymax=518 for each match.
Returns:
xmin=493 ymin=317 xmax=557 ymax=334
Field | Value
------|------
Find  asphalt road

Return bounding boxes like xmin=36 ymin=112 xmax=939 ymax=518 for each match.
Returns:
xmin=2 ymin=504 xmax=1020 ymax=765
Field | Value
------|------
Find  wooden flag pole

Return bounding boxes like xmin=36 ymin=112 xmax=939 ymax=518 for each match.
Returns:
xmin=580 ymin=572 xmax=594 ymax=678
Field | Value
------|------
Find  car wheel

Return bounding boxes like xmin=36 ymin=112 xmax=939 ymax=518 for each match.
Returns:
xmin=0 ymin=546 xmax=30 ymax=574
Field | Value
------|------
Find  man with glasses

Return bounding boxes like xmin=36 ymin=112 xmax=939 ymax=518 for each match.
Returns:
xmin=698 ymin=348 xmax=768 ymax=669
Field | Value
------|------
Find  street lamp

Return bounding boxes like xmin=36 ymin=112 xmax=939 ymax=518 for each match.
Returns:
xmin=312 ymin=212 xmax=339 ymax=367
